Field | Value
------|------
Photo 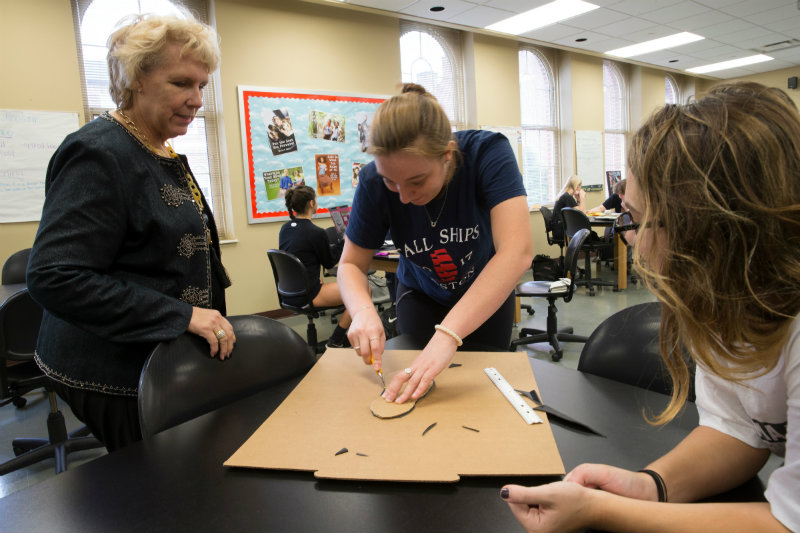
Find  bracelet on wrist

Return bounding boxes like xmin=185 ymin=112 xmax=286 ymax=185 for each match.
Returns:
xmin=434 ymin=324 xmax=463 ymax=347
xmin=638 ymin=469 xmax=668 ymax=502
xmin=351 ymin=304 xmax=373 ymax=318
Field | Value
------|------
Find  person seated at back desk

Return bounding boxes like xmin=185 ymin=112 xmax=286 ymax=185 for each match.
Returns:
xmin=551 ymin=175 xmax=586 ymax=243
xmin=588 ymin=178 xmax=626 ymax=214
xmin=279 ymin=185 xmax=351 ymax=348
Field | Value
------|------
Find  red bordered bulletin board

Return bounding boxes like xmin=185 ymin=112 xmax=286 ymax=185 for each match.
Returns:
xmin=238 ymin=86 xmax=386 ymax=223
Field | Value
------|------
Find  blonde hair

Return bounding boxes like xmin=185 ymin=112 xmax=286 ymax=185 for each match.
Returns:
xmin=558 ymin=175 xmax=582 ymax=197
xmin=629 ymin=81 xmax=800 ymax=423
xmin=369 ymin=83 xmax=460 ymax=166
xmin=107 ymin=12 xmax=221 ymax=109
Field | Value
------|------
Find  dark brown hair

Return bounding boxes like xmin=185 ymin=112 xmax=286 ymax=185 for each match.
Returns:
xmin=285 ymin=185 xmax=315 ymax=219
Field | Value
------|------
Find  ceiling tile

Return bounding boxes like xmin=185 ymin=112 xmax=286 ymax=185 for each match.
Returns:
xmin=638 ymin=1 xmax=711 ymax=24
xmin=719 ymin=0 xmax=791 ymax=17
xmin=399 ymin=0 xmax=475 ymax=20
xmin=520 ymin=23 xmax=584 ymax=42
xmin=479 ymin=0 xmax=551 ymax=13
xmin=558 ymin=8 xmax=631 ymax=30
xmin=698 ymin=18 xmax=752 ymax=38
xmin=602 ymin=0 xmax=671 ymax=16
xmin=346 ymin=0 xmax=419 ymax=11
xmin=664 ymin=10 xmax=734 ymax=32
xmin=447 ymin=5 xmax=515 ymax=27
xmin=747 ymin=4 xmax=800 ymax=25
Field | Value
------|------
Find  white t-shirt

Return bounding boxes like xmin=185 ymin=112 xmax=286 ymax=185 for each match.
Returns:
xmin=696 ymin=314 xmax=800 ymax=532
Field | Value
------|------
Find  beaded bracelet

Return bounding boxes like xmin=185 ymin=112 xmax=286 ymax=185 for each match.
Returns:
xmin=434 ymin=324 xmax=463 ymax=347
xmin=638 ymin=469 xmax=668 ymax=502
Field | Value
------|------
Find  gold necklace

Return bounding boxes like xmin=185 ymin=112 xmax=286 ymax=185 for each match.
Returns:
xmin=423 ymin=185 xmax=449 ymax=228
xmin=115 ymin=109 xmax=167 ymax=156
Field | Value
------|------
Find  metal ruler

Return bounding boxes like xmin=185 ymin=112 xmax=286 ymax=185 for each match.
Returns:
xmin=484 ymin=367 xmax=542 ymax=425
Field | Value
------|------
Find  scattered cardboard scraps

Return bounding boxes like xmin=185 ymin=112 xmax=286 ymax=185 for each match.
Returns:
xmin=369 ymin=381 xmax=435 ymax=419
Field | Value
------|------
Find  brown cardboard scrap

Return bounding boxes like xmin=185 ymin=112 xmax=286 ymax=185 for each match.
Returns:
xmin=224 ymin=349 xmax=565 ymax=482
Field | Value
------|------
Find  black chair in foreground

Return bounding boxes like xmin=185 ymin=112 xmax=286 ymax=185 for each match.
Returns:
xmin=267 ymin=249 xmax=345 ymax=354
xmin=577 ymin=301 xmax=695 ymax=401
xmin=561 ymin=207 xmax=618 ymax=296
xmin=2 ymin=248 xmax=31 ymax=285
xmin=138 ymin=314 xmax=316 ymax=438
xmin=0 ymin=289 xmax=102 ymax=476
xmin=510 ymin=228 xmax=591 ymax=361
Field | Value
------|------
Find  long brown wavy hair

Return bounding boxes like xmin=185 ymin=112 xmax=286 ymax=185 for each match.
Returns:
xmin=628 ymin=81 xmax=800 ymax=423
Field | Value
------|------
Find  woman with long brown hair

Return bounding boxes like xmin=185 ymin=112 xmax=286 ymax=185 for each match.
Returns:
xmin=502 ymin=82 xmax=800 ymax=532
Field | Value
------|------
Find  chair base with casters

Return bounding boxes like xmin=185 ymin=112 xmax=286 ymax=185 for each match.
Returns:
xmin=0 ymin=389 xmax=103 ymax=476
xmin=510 ymin=297 xmax=588 ymax=361
xmin=575 ymin=245 xmax=618 ymax=296
xmin=510 ymin=228 xmax=592 ymax=361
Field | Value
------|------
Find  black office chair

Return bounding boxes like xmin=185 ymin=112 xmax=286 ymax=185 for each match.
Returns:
xmin=510 ymin=229 xmax=591 ymax=361
xmin=267 ymin=249 xmax=345 ymax=354
xmin=2 ymin=248 xmax=31 ymax=285
xmin=577 ymin=301 xmax=695 ymax=401
xmin=539 ymin=205 xmax=564 ymax=258
xmin=561 ymin=208 xmax=617 ymax=296
xmin=0 ymin=289 xmax=102 ymax=475
xmin=138 ymin=314 xmax=316 ymax=438
xmin=323 ymin=226 xmax=340 ymax=279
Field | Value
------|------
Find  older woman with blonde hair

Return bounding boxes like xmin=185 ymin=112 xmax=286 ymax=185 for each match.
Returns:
xmin=27 ymin=13 xmax=233 ymax=451
xmin=502 ymin=82 xmax=800 ymax=532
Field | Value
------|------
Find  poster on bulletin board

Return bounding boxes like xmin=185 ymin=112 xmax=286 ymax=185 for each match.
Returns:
xmin=238 ymin=86 xmax=387 ymax=224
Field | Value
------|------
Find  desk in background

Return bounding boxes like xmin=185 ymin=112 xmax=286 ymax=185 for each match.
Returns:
xmin=0 ymin=354 xmax=768 ymax=533
xmin=588 ymin=214 xmax=627 ymax=290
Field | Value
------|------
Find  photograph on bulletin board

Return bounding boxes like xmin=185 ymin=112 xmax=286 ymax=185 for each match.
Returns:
xmin=238 ymin=87 xmax=387 ymax=223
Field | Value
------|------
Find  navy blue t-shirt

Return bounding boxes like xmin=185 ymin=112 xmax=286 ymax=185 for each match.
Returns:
xmin=346 ymin=130 xmax=526 ymax=307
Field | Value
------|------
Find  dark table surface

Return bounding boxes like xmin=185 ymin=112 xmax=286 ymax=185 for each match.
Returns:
xmin=0 ymin=350 xmax=766 ymax=533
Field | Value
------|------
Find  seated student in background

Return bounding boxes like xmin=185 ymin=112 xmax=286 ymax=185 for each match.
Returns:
xmin=502 ymin=82 xmax=800 ymax=533
xmin=280 ymin=185 xmax=351 ymax=347
xmin=588 ymin=178 xmax=626 ymax=214
xmin=550 ymin=175 xmax=585 ymax=243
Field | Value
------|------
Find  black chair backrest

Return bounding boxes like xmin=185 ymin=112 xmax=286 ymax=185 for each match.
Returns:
xmin=562 ymin=228 xmax=589 ymax=303
xmin=0 ymin=289 xmax=43 ymax=362
xmin=267 ymin=249 xmax=314 ymax=309
xmin=539 ymin=206 xmax=557 ymax=247
xmin=2 ymin=249 xmax=31 ymax=285
xmin=577 ymin=302 xmax=695 ymax=400
xmin=561 ymin=208 xmax=591 ymax=240
xmin=137 ymin=314 xmax=316 ymax=438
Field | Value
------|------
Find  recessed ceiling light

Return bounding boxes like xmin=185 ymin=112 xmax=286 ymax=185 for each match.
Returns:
xmin=575 ymin=37 xmax=587 ymax=42
xmin=485 ymin=0 xmax=599 ymax=35
xmin=430 ymin=6 xmax=444 ymax=12
xmin=669 ymin=59 xmax=679 ymax=63
xmin=605 ymin=32 xmax=703 ymax=58
xmin=686 ymin=54 xmax=773 ymax=74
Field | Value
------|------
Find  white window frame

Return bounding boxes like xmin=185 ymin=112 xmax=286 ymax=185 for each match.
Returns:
xmin=518 ymin=46 xmax=560 ymax=206
xmin=399 ymin=21 xmax=467 ymax=131
xmin=665 ymin=74 xmax=680 ymax=105
xmin=70 ymin=0 xmax=233 ymax=239
xmin=603 ymin=60 xmax=628 ymax=183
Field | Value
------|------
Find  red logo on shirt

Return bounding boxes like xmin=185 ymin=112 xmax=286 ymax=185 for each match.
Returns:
xmin=430 ymin=249 xmax=458 ymax=283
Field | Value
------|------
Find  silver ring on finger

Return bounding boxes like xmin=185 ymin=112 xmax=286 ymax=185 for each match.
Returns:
xmin=353 ymin=345 xmax=361 ymax=350
xmin=404 ymin=367 xmax=414 ymax=376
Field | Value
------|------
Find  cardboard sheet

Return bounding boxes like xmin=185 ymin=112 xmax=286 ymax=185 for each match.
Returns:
xmin=224 ymin=349 xmax=565 ymax=482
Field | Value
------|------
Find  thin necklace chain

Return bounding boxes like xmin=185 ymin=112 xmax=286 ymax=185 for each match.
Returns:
xmin=423 ymin=185 xmax=449 ymax=228
xmin=116 ymin=108 xmax=166 ymax=156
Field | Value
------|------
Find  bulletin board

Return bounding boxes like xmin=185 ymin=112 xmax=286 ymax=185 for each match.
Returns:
xmin=238 ymin=87 xmax=387 ymax=224
xmin=0 ymin=109 xmax=79 ymax=223
xmin=575 ymin=130 xmax=604 ymax=192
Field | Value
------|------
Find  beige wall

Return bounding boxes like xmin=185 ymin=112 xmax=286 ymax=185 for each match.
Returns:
xmin=3 ymin=0 xmax=792 ymax=313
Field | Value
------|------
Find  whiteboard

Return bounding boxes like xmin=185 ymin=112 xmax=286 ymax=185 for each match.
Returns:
xmin=574 ymin=130 xmax=603 ymax=192
xmin=0 ymin=109 xmax=79 ymax=223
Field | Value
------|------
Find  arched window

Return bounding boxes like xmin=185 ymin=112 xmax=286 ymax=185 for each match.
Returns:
xmin=72 ymin=0 xmax=231 ymax=237
xmin=603 ymin=60 xmax=627 ymax=182
xmin=399 ymin=21 xmax=466 ymax=130
xmin=665 ymin=75 xmax=679 ymax=105
xmin=519 ymin=47 xmax=559 ymax=205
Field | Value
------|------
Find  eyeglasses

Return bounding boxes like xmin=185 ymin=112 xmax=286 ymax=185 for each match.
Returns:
xmin=614 ymin=211 xmax=640 ymax=246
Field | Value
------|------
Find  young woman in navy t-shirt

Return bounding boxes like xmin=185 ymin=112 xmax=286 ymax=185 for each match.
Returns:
xmin=338 ymin=84 xmax=532 ymax=404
